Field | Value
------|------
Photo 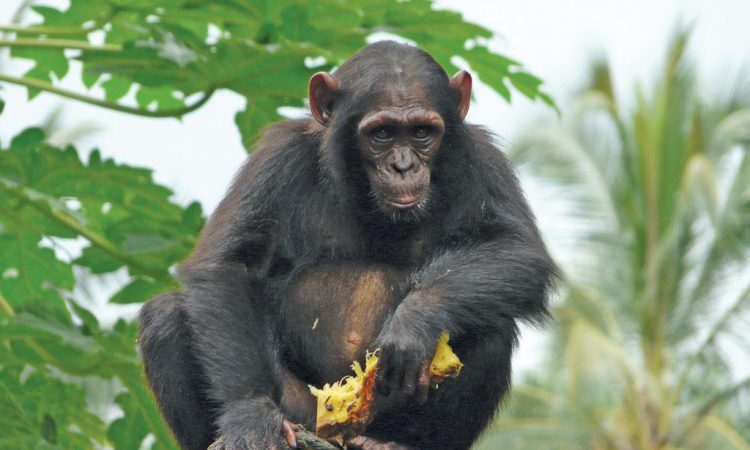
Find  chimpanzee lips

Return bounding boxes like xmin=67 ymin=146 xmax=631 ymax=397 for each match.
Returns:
xmin=386 ymin=194 xmax=424 ymax=209
xmin=387 ymin=194 xmax=422 ymax=209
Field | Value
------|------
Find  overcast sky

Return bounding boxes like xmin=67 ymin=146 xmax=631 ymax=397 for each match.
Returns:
xmin=1 ymin=0 xmax=749 ymax=372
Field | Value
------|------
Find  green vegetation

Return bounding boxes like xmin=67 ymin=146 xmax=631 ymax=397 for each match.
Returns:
xmin=0 ymin=0 xmax=552 ymax=149
xmin=0 ymin=127 xmax=199 ymax=449
xmin=477 ymin=30 xmax=750 ymax=450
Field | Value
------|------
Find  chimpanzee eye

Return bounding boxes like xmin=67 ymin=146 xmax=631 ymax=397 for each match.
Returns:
xmin=371 ymin=126 xmax=394 ymax=142
xmin=412 ymin=126 xmax=431 ymax=141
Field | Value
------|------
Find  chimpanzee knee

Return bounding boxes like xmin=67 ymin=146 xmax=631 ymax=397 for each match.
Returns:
xmin=139 ymin=293 xmax=217 ymax=450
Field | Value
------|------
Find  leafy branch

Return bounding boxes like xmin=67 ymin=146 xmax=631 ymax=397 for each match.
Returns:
xmin=0 ymin=0 xmax=555 ymax=150
xmin=1 ymin=177 xmax=173 ymax=281
xmin=0 ymin=74 xmax=215 ymax=118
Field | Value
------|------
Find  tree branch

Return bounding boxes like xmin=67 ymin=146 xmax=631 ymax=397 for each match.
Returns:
xmin=0 ymin=38 xmax=120 ymax=51
xmin=0 ymin=292 xmax=15 ymax=317
xmin=0 ymin=24 xmax=89 ymax=35
xmin=0 ymin=74 xmax=215 ymax=118
xmin=295 ymin=426 xmax=340 ymax=450
xmin=208 ymin=427 xmax=339 ymax=450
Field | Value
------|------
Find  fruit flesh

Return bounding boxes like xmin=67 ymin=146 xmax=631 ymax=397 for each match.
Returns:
xmin=309 ymin=332 xmax=463 ymax=440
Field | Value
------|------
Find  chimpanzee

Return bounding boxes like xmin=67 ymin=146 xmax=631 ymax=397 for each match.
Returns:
xmin=138 ymin=41 xmax=557 ymax=450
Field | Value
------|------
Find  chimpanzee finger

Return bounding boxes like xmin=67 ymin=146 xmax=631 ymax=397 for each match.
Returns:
xmin=282 ymin=420 xmax=297 ymax=448
xmin=376 ymin=368 xmax=391 ymax=396
xmin=385 ymin=350 xmax=404 ymax=395
xmin=400 ymin=358 xmax=421 ymax=396
xmin=416 ymin=362 xmax=431 ymax=403
xmin=375 ymin=350 xmax=392 ymax=396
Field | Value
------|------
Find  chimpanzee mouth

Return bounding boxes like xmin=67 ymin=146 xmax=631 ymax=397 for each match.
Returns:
xmin=384 ymin=191 xmax=426 ymax=210
xmin=386 ymin=198 xmax=421 ymax=209
xmin=383 ymin=194 xmax=431 ymax=224
xmin=369 ymin=188 xmax=430 ymax=222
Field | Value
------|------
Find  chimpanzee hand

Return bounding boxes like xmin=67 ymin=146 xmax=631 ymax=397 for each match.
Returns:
xmin=208 ymin=398 xmax=298 ymax=450
xmin=373 ymin=303 xmax=443 ymax=404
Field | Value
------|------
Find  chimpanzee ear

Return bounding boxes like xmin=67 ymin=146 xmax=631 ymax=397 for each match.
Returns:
xmin=450 ymin=70 xmax=472 ymax=120
xmin=309 ymin=72 xmax=340 ymax=125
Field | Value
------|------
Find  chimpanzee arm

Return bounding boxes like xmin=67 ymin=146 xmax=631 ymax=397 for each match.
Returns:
xmin=408 ymin=228 xmax=556 ymax=334
xmin=374 ymin=223 xmax=557 ymax=399
xmin=176 ymin=122 xmax=315 ymax=449
xmin=181 ymin=264 xmax=297 ymax=449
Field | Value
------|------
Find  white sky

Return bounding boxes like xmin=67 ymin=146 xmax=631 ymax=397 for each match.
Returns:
xmin=1 ymin=0 xmax=749 ymax=372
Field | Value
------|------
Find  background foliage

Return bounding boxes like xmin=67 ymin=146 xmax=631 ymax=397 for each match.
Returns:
xmin=0 ymin=1 xmax=552 ymax=449
xmin=1 ymin=0 xmax=553 ymax=149
xmin=476 ymin=29 xmax=750 ymax=450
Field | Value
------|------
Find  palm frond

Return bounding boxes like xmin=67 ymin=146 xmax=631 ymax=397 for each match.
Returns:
xmin=501 ymin=25 xmax=750 ymax=448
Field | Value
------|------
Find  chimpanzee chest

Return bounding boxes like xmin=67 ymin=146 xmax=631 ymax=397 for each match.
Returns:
xmin=278 ymin=263 xmax=411 ymax=384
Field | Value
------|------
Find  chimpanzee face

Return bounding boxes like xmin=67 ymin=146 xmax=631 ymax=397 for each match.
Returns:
xmin=308 ymin=64 xmax=471 ymax=223
xmin=355 ymin=103 xmax=444 ymax=220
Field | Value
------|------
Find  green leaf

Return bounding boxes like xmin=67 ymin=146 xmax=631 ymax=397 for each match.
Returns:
xmin=107 ymin=393 xmax=149 ymax=450
xmin=101 ymin=75 xmax=132 ymax=102
xmin=73 ymin=246 xmax=124 ymax=274
xmin=1 ymin=312 xmax=97 ymax=353
xmin=111 ymin=278 xmax=174 ymax=304
xmin=11 ymin=47 xmax=69 ymax=100
xmin=0 ymin=234 xmax=75 ymax=307
xmin=135 ymin=85 xmax=184 ymax=110
xmin=0 ymin=362 xmax=107 ymax=450
xmin=81 ymin=68 xmax=102 ymax=89
xmin=67 ymin=301 xmax=101 ymax=336
xmin=235 ymin=97 xmax=285 ymax=150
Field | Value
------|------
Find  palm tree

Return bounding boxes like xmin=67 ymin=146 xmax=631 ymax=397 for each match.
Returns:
xmin=477 ymin=29 xmax=750 ymax=450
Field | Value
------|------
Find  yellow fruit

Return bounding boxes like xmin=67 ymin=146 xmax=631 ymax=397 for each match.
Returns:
xmin=308 ymin=352 xmax=379 ymax=440
xmin=429 ymin=332 xmax=464 ymax=379
xmin=309 ymin=332 xmax=462 ymax=439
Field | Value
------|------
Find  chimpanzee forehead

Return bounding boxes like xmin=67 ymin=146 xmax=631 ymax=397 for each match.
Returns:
xmin=335 ymin=41 xmax=449 ymax=91
xmin=373 ymin=80 xmax=438 ymax=107
xmin=332 ymin=41 xmax=455 ymax=117
xmin=350 ymin=67 xmax=448 ymax=114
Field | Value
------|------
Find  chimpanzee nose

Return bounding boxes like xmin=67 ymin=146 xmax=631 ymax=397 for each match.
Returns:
xmin=392 ymin=151 xmax=415 ymax=175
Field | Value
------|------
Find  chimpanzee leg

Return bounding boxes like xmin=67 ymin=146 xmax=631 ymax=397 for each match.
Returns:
xmin=366 ymin=319 xmax=518 ymax=450
xmin=139 ymin=293 xmax=217 ymax=450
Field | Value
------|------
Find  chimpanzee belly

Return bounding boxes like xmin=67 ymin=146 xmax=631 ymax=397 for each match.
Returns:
xmin=278 ymin=263 xmax=410 ymax=384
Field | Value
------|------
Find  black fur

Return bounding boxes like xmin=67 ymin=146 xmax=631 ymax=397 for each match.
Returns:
xmin=139 ymin=41 xmax=557 ymax=450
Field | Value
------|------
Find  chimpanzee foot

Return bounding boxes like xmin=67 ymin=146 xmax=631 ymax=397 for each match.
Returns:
xmin=207 ymin=418 xmax=297 ymax=450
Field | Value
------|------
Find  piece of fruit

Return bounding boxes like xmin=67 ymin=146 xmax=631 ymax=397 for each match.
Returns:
xmin=309 ymin=332 xmax=463 ymax=440
xmin=429 ymin=332 xmax=463 ymax=379
xmin=309 ymin=352 xmax=379 ymax=440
